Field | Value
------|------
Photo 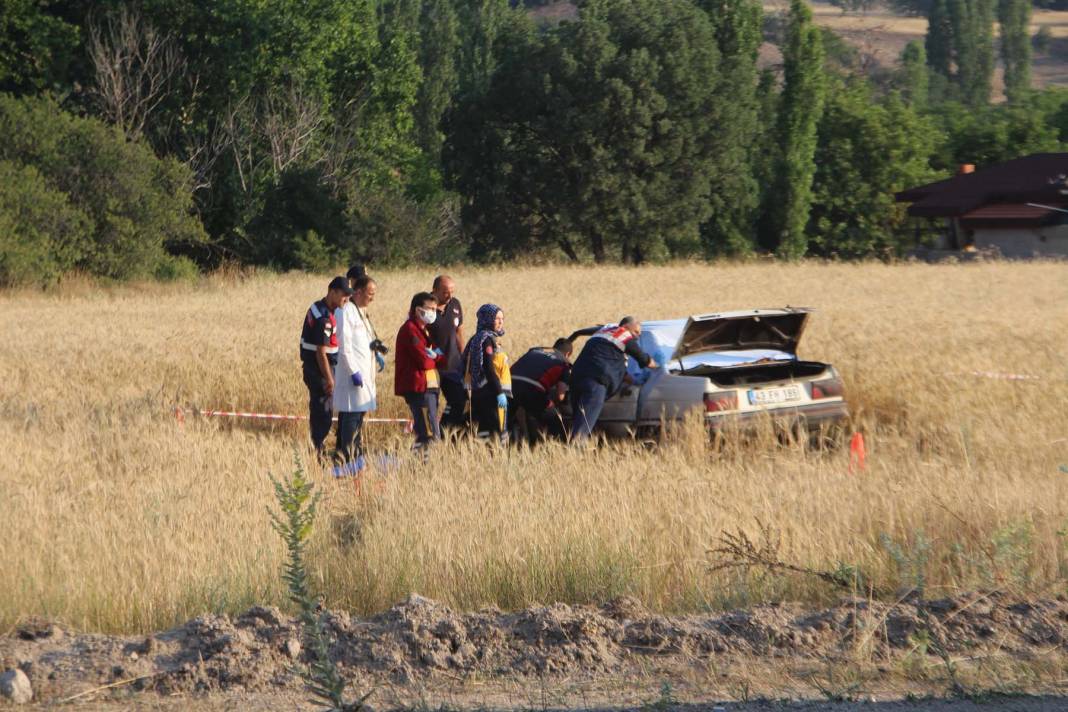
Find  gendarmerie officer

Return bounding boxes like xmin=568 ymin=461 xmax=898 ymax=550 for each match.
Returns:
xmin=300 ymin=276 xmax=353 ymax=459
xmin=568 ymin=317 xmax=657 ymax=442
xmin=510 ymin=338 xmax=573 ymax=444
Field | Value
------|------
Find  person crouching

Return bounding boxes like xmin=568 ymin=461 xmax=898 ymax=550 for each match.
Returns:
xmin=511 ymin=337 xmax=573 ymax=445
xmin=462 ymin=304 xmax=511 ymax=444
xmin=395 ymin=292 xmax=446 ymax=454
xmin=332 ymin=274 xmax=378 ymax=476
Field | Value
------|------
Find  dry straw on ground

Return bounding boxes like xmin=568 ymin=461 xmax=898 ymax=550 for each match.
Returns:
xmin=2 ymin=261 xmax=1067 ymax=634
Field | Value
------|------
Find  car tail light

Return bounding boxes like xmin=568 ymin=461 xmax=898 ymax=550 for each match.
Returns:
xmin=704 ymin=391 xmax=738 ymax=412
xmin=810 ymin=374 xmax=844 ymax=399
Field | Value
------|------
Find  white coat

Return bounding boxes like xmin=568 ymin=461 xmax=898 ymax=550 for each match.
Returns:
xmin=333 ymin=302 xmax=377 ymax=413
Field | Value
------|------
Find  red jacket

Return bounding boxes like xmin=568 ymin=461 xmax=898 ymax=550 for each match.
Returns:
xmin=394 ymin=316 xmax=446 ymax=395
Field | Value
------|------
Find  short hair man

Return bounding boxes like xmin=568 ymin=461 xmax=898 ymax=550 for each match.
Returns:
xmin=428 ymin=274 xmax=467 ymax=429
xmin=395 ymin=291 xmax=447 ymax=452
xmin=510 ymin=337 xmax=574 ymax=445
xmin=332 ymin=274 xmax=378 ymax=476
xmin=568 ymin=316 xmax=657 ymax=442
xmin=300 ymin=276 xmax=353 ymax=458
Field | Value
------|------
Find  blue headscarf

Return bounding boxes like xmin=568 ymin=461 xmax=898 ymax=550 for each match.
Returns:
xmin=462 ymin=303 xmax=504 ymax=388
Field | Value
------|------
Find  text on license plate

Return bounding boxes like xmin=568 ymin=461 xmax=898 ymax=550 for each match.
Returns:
xmin=748 ymin=384 xmax=803 ymax=406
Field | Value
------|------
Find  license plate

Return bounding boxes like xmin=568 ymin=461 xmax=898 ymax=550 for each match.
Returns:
xmin=748 ymin=384 xmax=803 ymax=406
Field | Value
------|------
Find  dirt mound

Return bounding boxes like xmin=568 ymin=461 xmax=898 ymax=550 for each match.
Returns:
xmin=4 ymin=592 xmax=1068 ymax=701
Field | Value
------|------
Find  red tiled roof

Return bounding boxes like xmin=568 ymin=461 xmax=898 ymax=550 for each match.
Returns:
xmin=896 ymin=153 xmax=1068 ymax=218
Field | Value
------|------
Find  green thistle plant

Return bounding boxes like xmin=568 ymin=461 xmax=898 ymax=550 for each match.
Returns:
xmin=270 ymin=460 xmax=369 ymax=711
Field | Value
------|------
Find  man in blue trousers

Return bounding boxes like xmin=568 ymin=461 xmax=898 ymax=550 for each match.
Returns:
xmin=568 ymin=316 xmax=657 ymax=442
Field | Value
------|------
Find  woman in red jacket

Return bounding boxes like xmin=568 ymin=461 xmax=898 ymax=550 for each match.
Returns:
xmin=395 ymin=291 xmax=447 ymax=452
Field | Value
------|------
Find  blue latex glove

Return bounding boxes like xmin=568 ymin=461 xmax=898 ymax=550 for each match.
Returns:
xmin=424 ymin=347 xmax=439 ymax=359
xmin=351 ymin=371 xmax=363 ymax=388
xmin=496 ymin=393 xmax=508 ymax=409
xmin=375 ymin=352 xmax=386 ymax=372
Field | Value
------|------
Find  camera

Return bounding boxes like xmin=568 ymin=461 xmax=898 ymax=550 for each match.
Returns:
xmin=370 ymin=339 xmax=389 ymax=355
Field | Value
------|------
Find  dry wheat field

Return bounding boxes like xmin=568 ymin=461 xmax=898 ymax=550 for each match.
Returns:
xmin=2 ymin=261 xmax=1067 ymax=635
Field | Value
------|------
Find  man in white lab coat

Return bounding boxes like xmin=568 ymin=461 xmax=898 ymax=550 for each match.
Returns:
xmin=333 ymin=275 xmax=378 ymax=476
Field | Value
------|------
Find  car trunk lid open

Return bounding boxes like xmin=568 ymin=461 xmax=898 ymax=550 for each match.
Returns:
xmin=672 ymin=308 xmax=811 ymax=361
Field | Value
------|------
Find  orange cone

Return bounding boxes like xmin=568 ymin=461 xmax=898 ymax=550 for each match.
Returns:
xmin=849 ymin=432 xmax=866 ymax=473
xmin=175 ymin=406 xmax=185 ymax=426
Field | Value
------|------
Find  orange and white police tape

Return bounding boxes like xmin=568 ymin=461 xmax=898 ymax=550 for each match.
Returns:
xmin=948 ymin=370 xmax=1044 ymax=382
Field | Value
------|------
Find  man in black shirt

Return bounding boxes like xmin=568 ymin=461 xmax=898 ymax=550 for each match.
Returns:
xmin=300 ymin=276 xmax=353 ymax=459
xmin=428 ymin=274 xmax=467 ymax=429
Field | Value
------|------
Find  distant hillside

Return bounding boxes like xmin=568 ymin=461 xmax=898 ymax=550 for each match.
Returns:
xmin=526 ymin=0 xmax=1068 ymax=97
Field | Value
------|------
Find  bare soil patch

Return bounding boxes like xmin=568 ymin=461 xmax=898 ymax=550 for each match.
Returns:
xmin=4 ymin=592 xmax=1068 ymax=708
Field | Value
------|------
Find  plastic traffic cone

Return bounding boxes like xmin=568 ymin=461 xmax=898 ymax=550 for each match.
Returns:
xmin=174 ymin=406 xmax=185 ymax=426
xmin=848 ymin=432 xmax=866 ymax=473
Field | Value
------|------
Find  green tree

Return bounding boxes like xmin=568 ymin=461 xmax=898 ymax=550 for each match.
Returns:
xmin=765 ymin=0 xmax=826 ymax=259
xmin=949 ymin=0 xmax=995 ymax=106
xmin=0 ymin=160 xmax=90 ymax=287
xmin=998 ymin=0 xmax=1032 ymax=102
xmin=752 ymin=69 xmax=781 ymax=247
xmin=808 ymin=82 xmax=937 ymax=257
xmin=415 ymin=0 xmax=460 ymax=160
xmin=900 ymin=40 xmax=929 ymax=108
xmin=925 ymin=0 xmax=953 ymax=78
xmin=0 ymin=94 xmax=206 ymax=280
xmin=55 ymin=0 xmax=418 ymax=265
xmin=0 ymin=0 xmax=79 ymax=94
xmin=456 ymin=0 xmax=514 ymax=97
xmin=930 ymin=99 xmax=1061 ymax=169
xmin=695 ymin=0 xmax=764 ymax=255
xmin=445 ymin=0 xmax=724 ymax=263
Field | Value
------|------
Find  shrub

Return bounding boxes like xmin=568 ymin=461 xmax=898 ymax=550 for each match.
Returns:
xmin=153 ymin=255 xmax=200 ymax=283
xmin=0 ymin=93 xmax=206 ymax=281
xmin=245 ymin=168 xmax=347 ymax=271
xmin=1034 ymin=25 xmax=1053 ymax=54
xmin=342 ymin=190 xmax=467 ymax=268
xmin=0 ymin=159 xmax=89 ymax=287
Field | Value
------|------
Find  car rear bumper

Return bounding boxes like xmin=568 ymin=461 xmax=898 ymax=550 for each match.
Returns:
xmin=705 ymin=400 xmax=849 ymax=430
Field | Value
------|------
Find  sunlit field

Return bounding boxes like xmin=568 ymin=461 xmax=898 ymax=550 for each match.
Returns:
xmin=2 ymin=261 xmax=1067 ymax=634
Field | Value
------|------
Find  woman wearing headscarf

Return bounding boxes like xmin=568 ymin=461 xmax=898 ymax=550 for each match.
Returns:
xmin=462 ymin=304 xmax=512 ymax=443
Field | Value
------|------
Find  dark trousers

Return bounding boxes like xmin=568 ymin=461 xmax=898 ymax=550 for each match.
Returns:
xmin=335 ymin=411 xmax=365 ymax=469
xmin=404 ymin=391 xmax=440 ymax=447
xmin=472 ymin=388 xmax=508 ymax=442
xmin=570 ymin=379 xmax=608 ymax=441
xmin=303 ymin=365 xmax=334 ymax=456
xmin=513 ymin=383 xmax=562 ymax=445
xmin=439 ymin=374 xmax=469 ymax=430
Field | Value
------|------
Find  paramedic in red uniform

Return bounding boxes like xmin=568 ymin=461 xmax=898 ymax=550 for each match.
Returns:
xmin=300 ymin=276 xmax=353 ymax=459
xmin=395 ymin=292 xmax=447 ymax=452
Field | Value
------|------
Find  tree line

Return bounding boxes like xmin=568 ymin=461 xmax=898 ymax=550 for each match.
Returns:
xmin=2 ymin=0 xmax=1068 ymax=284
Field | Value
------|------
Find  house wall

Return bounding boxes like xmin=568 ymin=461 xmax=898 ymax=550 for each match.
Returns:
xmin=973 ymin=225 xmax=1068 ymax=257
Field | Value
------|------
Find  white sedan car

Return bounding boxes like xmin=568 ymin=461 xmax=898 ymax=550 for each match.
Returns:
xmin=563 ymin=308 xmax=848 ymax=437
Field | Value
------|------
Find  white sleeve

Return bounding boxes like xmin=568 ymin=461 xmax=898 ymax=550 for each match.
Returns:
xmin=338 ymin=305 xmax=360 ymax=375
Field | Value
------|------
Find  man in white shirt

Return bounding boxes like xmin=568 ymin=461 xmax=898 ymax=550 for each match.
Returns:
xmin=333 ymin=275 xmax=378 ymax=476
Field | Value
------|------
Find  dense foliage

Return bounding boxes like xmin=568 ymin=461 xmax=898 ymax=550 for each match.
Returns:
xmin=0 ymin=94 xmax=205 ymax=284
xmin=445 ymin=0 xmax=725 ymax=263
xmin=3 ymin=0 xmax=1068 ymax=281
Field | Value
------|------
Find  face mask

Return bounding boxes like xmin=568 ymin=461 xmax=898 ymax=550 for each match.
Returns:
xmin=420 ymin=308 xmax=437 ymax=325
